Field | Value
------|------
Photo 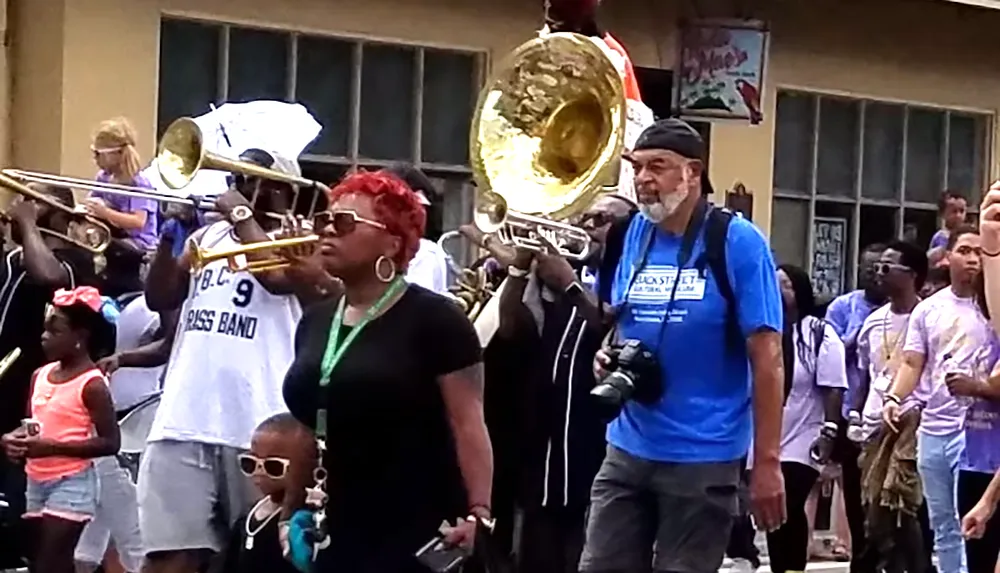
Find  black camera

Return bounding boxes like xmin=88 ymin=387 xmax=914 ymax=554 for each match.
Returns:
xmin=590 ymin=339 xmax=662 ymax=409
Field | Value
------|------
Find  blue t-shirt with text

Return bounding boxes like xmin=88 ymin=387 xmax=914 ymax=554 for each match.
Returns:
xmin=605 ymin=212 xmax=783 ymax=463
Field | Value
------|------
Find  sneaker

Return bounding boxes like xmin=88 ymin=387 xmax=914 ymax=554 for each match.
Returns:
xmin=730 ymin=558 xmax=758 ymax=573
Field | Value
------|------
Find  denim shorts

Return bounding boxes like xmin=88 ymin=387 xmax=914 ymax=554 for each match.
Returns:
xmin=25 ymin=465 xmax=98 ymax=522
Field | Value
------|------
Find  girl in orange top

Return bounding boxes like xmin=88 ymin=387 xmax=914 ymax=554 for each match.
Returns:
xmin=1 ymin=286 xmax=118 ymax=573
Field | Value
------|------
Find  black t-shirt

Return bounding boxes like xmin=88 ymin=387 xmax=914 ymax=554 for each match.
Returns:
xmin=223 ymin=507 xmax=298 ymax=573
xmin=283 ymin=285 xmax=482 ymax=573
xmin=0 ymin=246 xmax=96 ymax=434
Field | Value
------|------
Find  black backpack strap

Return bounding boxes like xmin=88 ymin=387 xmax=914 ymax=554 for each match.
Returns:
xmin=598 ymin=211 xmax=638 ymax=305
xmin=696 ymin=207 xmax=738 ymax=350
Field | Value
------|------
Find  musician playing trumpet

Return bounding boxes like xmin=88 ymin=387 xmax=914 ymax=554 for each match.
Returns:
xmin=466 ymin=193 xmax=635 ymax=573
xmin=0 ymin=186 xmax=98 ymax=569
xmin=139 ymin=149 xmax=331 ymax=573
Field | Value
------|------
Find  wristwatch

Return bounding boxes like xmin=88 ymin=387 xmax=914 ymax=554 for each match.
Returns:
xmin=228 ymin=205 xmax=253 ymax=224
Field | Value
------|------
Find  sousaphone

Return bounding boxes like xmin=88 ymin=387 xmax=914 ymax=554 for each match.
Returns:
xmin=470 ymin=31 xmax=626 ymax=259
xmin=467 ymin=31 xmax=627 ymax=345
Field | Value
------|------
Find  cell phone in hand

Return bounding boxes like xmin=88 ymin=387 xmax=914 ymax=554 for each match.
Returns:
xmin=20 ymin=418 xmax=40 ymax=437
xmin=415 ymin=536 xmax=468 ymax=573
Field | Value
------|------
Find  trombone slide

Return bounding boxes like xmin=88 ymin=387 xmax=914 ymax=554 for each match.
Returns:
xmin=0 ymin=347 xmax=21 ymax=381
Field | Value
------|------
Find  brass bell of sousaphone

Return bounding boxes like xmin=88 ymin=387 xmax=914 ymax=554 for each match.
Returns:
xmin=469 ymin=32 xmax=626 ymax=261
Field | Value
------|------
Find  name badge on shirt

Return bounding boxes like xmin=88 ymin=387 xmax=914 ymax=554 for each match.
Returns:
xmin=627 ymin=266 xmax=707 ymax=303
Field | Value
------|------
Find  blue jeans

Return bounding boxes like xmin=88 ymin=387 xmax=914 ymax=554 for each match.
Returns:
xmin=917 ymin=430 xmax=967 ymax=573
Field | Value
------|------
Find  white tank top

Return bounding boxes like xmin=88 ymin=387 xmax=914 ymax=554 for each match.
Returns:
xmin=148 ymin=221 xmax=302 ymax=449
xmin=109 ymin=294 xmax=164 ymax=412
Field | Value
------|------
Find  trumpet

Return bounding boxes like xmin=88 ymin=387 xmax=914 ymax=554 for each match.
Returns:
xmin=437 ymin=230 xmax=497 ymax=321
xmin=0 ymin=171 xmax=112 ymax=253
xmin=189 ymin=223 xmax=318 ymax=274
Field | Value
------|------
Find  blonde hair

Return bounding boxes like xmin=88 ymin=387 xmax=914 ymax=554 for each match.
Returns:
xmin=93 ymin=117 xmax=142 ymax=184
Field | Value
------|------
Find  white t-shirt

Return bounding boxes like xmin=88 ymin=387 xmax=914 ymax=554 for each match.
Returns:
xmin=148 ymin=221 xmax=302 ymax=449
xmin=780 ymin=316 xmax=848 ymax=469
xmin=406 ymin=238 xmax=450 ymax=295
xmin=109 ymin=294 xmax=164 ymax=412
xmin=856 ymin=304 xmax=913 ymax=440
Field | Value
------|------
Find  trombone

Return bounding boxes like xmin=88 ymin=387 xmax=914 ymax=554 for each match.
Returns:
xmin=155 ymin=117 xmax=334 ymax=273
xmin=4 ymin=169 xmax=218 ymax=211
xmin=0 ymin=171 xmax=112 ymax=253
xmin=157 ymin=117 xmax=330 ymax=206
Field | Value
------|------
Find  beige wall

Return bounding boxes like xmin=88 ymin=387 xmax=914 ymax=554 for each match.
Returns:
xmin=6 ymin=0 xmax=1000 ymax=234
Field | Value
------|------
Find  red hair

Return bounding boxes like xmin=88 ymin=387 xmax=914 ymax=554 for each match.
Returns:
xmin=327 ymin=171 xmax=426 ymax=269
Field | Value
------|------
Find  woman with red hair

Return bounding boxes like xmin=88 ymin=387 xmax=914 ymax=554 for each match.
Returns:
xmin=282 ymin=171 xmax=493 ymax=573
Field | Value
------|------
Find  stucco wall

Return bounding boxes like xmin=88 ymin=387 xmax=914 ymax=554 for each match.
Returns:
xmin=6 ymin=0 xmax=1000 ymax=235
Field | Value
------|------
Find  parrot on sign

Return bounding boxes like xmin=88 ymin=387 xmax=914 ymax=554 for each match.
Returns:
xmin=735 ymin=79 xmax=763 ymax=125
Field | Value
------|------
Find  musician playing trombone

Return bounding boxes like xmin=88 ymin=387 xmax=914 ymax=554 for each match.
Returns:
xmin=139 ymin=148 xmax=332 ymax=573
xmin=84 ymin=118 xmax=159 ymax=251
xmin=0 ymin=185 xmax=98 ymax=569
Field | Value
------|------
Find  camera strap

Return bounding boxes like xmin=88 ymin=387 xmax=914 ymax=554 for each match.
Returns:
xmin=618 ymin=199 xmax=710 ymax=349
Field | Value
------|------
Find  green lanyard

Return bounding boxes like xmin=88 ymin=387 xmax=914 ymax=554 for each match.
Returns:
xmin=315 ymin=277 xmax=406 ymax=439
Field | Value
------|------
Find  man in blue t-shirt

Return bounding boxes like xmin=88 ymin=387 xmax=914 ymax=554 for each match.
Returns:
xmin=579 ymin=119 xmax=786 ymax=573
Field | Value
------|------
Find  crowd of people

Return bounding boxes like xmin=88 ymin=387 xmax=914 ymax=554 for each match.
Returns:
xmin=3 ymin=106 xmax=1000 ymax=573
xmin=5 ymin=2 xmax=1000 ymax=573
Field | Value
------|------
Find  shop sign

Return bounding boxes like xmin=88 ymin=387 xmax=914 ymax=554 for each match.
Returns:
xmin=674 ymin=19 xmax=769 ymax=125
xmin=812 ymin=217 xmax=847 ymax=300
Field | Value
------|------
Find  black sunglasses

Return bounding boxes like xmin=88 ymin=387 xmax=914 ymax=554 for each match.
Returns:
xmin=237 ymin=454 xmax=290 ymax=479
xmin=313 ymin=210 xmax=387 ymax=237
xmin=874 ymin=262 xmax=911 ymax=275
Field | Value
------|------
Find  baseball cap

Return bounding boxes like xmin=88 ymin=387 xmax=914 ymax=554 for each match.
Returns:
xmin=633 ymin=118 xmax=705 ymax=160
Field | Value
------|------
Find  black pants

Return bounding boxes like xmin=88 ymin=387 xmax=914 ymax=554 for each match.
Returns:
xmin=958 ymin=470 xmax=1000 ymax=573
xmin=0 ymin=455 xmax=27 ymax=570
xmin=516 ymin=505 xmax=586 ymax=573
xmin=866 ymin=503 xmax=927 ymax=573
xmin=766 ymin=462 xmax=819 ymax=573
xmin=835 ymin=427 xmax=876 ymax=573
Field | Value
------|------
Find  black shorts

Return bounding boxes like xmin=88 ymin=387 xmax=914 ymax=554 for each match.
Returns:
xmin=579 ymin=445 xmax=741 ymax=573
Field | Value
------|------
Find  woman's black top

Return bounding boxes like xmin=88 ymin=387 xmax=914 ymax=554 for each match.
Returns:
xmin=283 ymin=285 xmax=483 ymax=573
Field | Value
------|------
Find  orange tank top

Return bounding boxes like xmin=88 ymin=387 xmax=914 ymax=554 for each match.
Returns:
xmin=25 ymin=362 xmax=104 ymax=482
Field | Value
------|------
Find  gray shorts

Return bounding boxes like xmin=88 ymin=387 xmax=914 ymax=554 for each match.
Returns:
xmin=137 ymin=440 xmax=256 ymax=554
xmin=75 ymin=456 xmax=143 ymax=572
xmin=579 ymin=445 xmax=741 ymax=573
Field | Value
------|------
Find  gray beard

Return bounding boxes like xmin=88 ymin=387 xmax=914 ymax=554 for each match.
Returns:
xmin=639 ymin=203 xmax=667 ymax=222
xmin=639 ymin=190 xmax=687 ymax=223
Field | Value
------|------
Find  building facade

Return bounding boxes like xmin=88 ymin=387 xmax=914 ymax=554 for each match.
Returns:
xmin=1 ymin=0 xmax=999 ymax=291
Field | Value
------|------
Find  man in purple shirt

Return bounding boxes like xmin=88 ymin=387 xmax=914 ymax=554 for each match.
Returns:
xmin=884 ymin=225 xmax=989 ymax=573
xmin=824 ymin=242 xmax=886 ymax=573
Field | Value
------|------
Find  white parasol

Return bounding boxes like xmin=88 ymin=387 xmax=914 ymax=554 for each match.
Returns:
xmin=141 ymin=100 xmax=323 ymax=199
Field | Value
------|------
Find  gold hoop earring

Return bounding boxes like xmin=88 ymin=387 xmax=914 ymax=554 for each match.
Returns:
xmin=374 ymin=255 xmax=397 ymax=283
